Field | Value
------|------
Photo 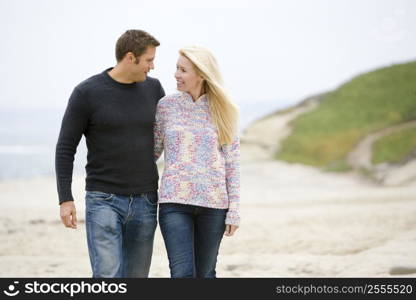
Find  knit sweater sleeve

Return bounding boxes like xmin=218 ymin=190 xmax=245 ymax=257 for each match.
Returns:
xmin=55 ymin=87 xmax=90 ymax=204
xmin=154 ymin=98 xmax=166 ymax=161
xmin=222 ymin=135 xmax=241 ymax=226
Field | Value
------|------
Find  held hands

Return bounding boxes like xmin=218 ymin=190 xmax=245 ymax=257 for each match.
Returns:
xmin=60 ymin=201 xmax=77 ymax=229
xmin=224 ymin=224 xmax=238 ymax=237
xmin=60 ymin=199 xmax=235 ymax=235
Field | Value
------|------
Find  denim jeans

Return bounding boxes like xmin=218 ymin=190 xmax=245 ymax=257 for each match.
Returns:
xmin=159 ymin=203 xmax=227 ymax=278
xmin=85 ymin=190 xmax=158 ymax=278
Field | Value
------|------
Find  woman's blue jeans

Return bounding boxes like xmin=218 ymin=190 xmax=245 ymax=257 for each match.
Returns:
xmin=159 ymin=203 xmax=227 ymax=278
xmin=85 ymin=190 xmax=158 ymax=278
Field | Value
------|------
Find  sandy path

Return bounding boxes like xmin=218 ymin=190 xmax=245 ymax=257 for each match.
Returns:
xmin=346 ymin=121 xmax=416 ymax=186
xmin=347 ymin=121 xmax=416 ymax=170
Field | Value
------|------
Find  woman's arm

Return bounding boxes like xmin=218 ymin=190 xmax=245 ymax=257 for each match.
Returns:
xmin=154 ymin=100 xmax=166 ymax=161
xmin=222 ymin=135 xmax=241 ymax=226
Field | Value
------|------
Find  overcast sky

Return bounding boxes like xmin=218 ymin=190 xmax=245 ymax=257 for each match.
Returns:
xmin=0 ymin=0 xmax=415 ymax=113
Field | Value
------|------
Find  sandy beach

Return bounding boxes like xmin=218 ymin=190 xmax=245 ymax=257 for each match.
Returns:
xmin=1 ymin=157 xmax=416 ymax=277
xmin=1 ymin=99 xmax=416 ymax=277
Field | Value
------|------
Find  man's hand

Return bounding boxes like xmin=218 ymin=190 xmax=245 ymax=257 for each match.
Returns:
xmin=224 ymin=224 xmax=238 ymax=237
xmin=60 ymin=201 xmax=77 ymax=229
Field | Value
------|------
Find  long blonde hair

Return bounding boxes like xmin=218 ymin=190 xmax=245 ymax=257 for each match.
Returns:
xmin=179 ymin=46 xmax=239 ymax=145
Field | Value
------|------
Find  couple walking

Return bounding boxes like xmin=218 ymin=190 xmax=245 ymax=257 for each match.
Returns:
xmin=55 ymin=29 xmax=240 ymax=278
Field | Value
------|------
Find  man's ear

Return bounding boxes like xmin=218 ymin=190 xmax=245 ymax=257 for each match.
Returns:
xmin=123 ymin=52 xmax=136 ymax=64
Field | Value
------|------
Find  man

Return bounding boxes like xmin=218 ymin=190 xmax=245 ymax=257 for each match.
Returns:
xmin=55 ymin=30 xmax=165 ymax=278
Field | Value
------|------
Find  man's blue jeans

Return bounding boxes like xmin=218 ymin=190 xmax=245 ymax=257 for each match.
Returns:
xmin=85 ymin=190 xmax=158 ymax=278
xmin=159 ymin=203 xmax=227 ymax=278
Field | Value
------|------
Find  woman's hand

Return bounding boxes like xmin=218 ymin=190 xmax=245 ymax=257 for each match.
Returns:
xmin=224 ymin=224 xmax=238 ymax=237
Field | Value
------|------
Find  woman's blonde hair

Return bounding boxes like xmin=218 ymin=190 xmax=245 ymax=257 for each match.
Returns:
xmin=179 ymin=46 xmax=239 ymax=145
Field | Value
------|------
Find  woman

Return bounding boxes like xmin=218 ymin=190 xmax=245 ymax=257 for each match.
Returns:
xmin=154 ymin=45 xmax=240 ymax=278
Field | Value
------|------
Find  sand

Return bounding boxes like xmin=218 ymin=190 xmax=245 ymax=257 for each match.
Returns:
xmin=1 ymin=158 xmax=415 ymax=277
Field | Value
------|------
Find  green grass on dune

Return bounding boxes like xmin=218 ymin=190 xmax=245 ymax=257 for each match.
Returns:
xmin=275 ymin=61 xmax=416 ymax=167
xmin=372 ymin=127 xmax=416 ymax=164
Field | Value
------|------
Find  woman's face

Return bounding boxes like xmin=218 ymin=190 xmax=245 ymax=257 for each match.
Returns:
xmin=175 ymin=55 xmax=203 ymax=94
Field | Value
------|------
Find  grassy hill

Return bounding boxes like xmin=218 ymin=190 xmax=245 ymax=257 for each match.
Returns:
xmin=275 ymin=60 xmax=416 ymax=170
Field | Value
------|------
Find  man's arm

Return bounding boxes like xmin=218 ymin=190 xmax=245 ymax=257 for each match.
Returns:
xmin=55 ymin=87 xmax=89 ymax=228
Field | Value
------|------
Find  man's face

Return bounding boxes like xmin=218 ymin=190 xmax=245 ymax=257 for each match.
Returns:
xmin=131 ymin=46 xmax=156 ymax=82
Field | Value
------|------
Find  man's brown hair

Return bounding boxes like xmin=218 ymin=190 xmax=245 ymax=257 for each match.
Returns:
xmin=115 ymin=30 xmax=160 ymax=62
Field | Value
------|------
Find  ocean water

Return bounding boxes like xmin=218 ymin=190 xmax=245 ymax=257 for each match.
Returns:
xmin=0 ymin=99 xmax=290 ymax=180
xmin=0 ymin=108 xmax=87 ymax=181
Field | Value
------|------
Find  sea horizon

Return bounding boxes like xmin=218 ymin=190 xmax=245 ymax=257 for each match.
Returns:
xmin=0 ymin=98 xmax=292 ymax=180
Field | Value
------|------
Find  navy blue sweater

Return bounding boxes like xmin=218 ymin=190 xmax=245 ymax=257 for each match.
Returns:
xmin=55 ymin=69 xmax=165 ymax=204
